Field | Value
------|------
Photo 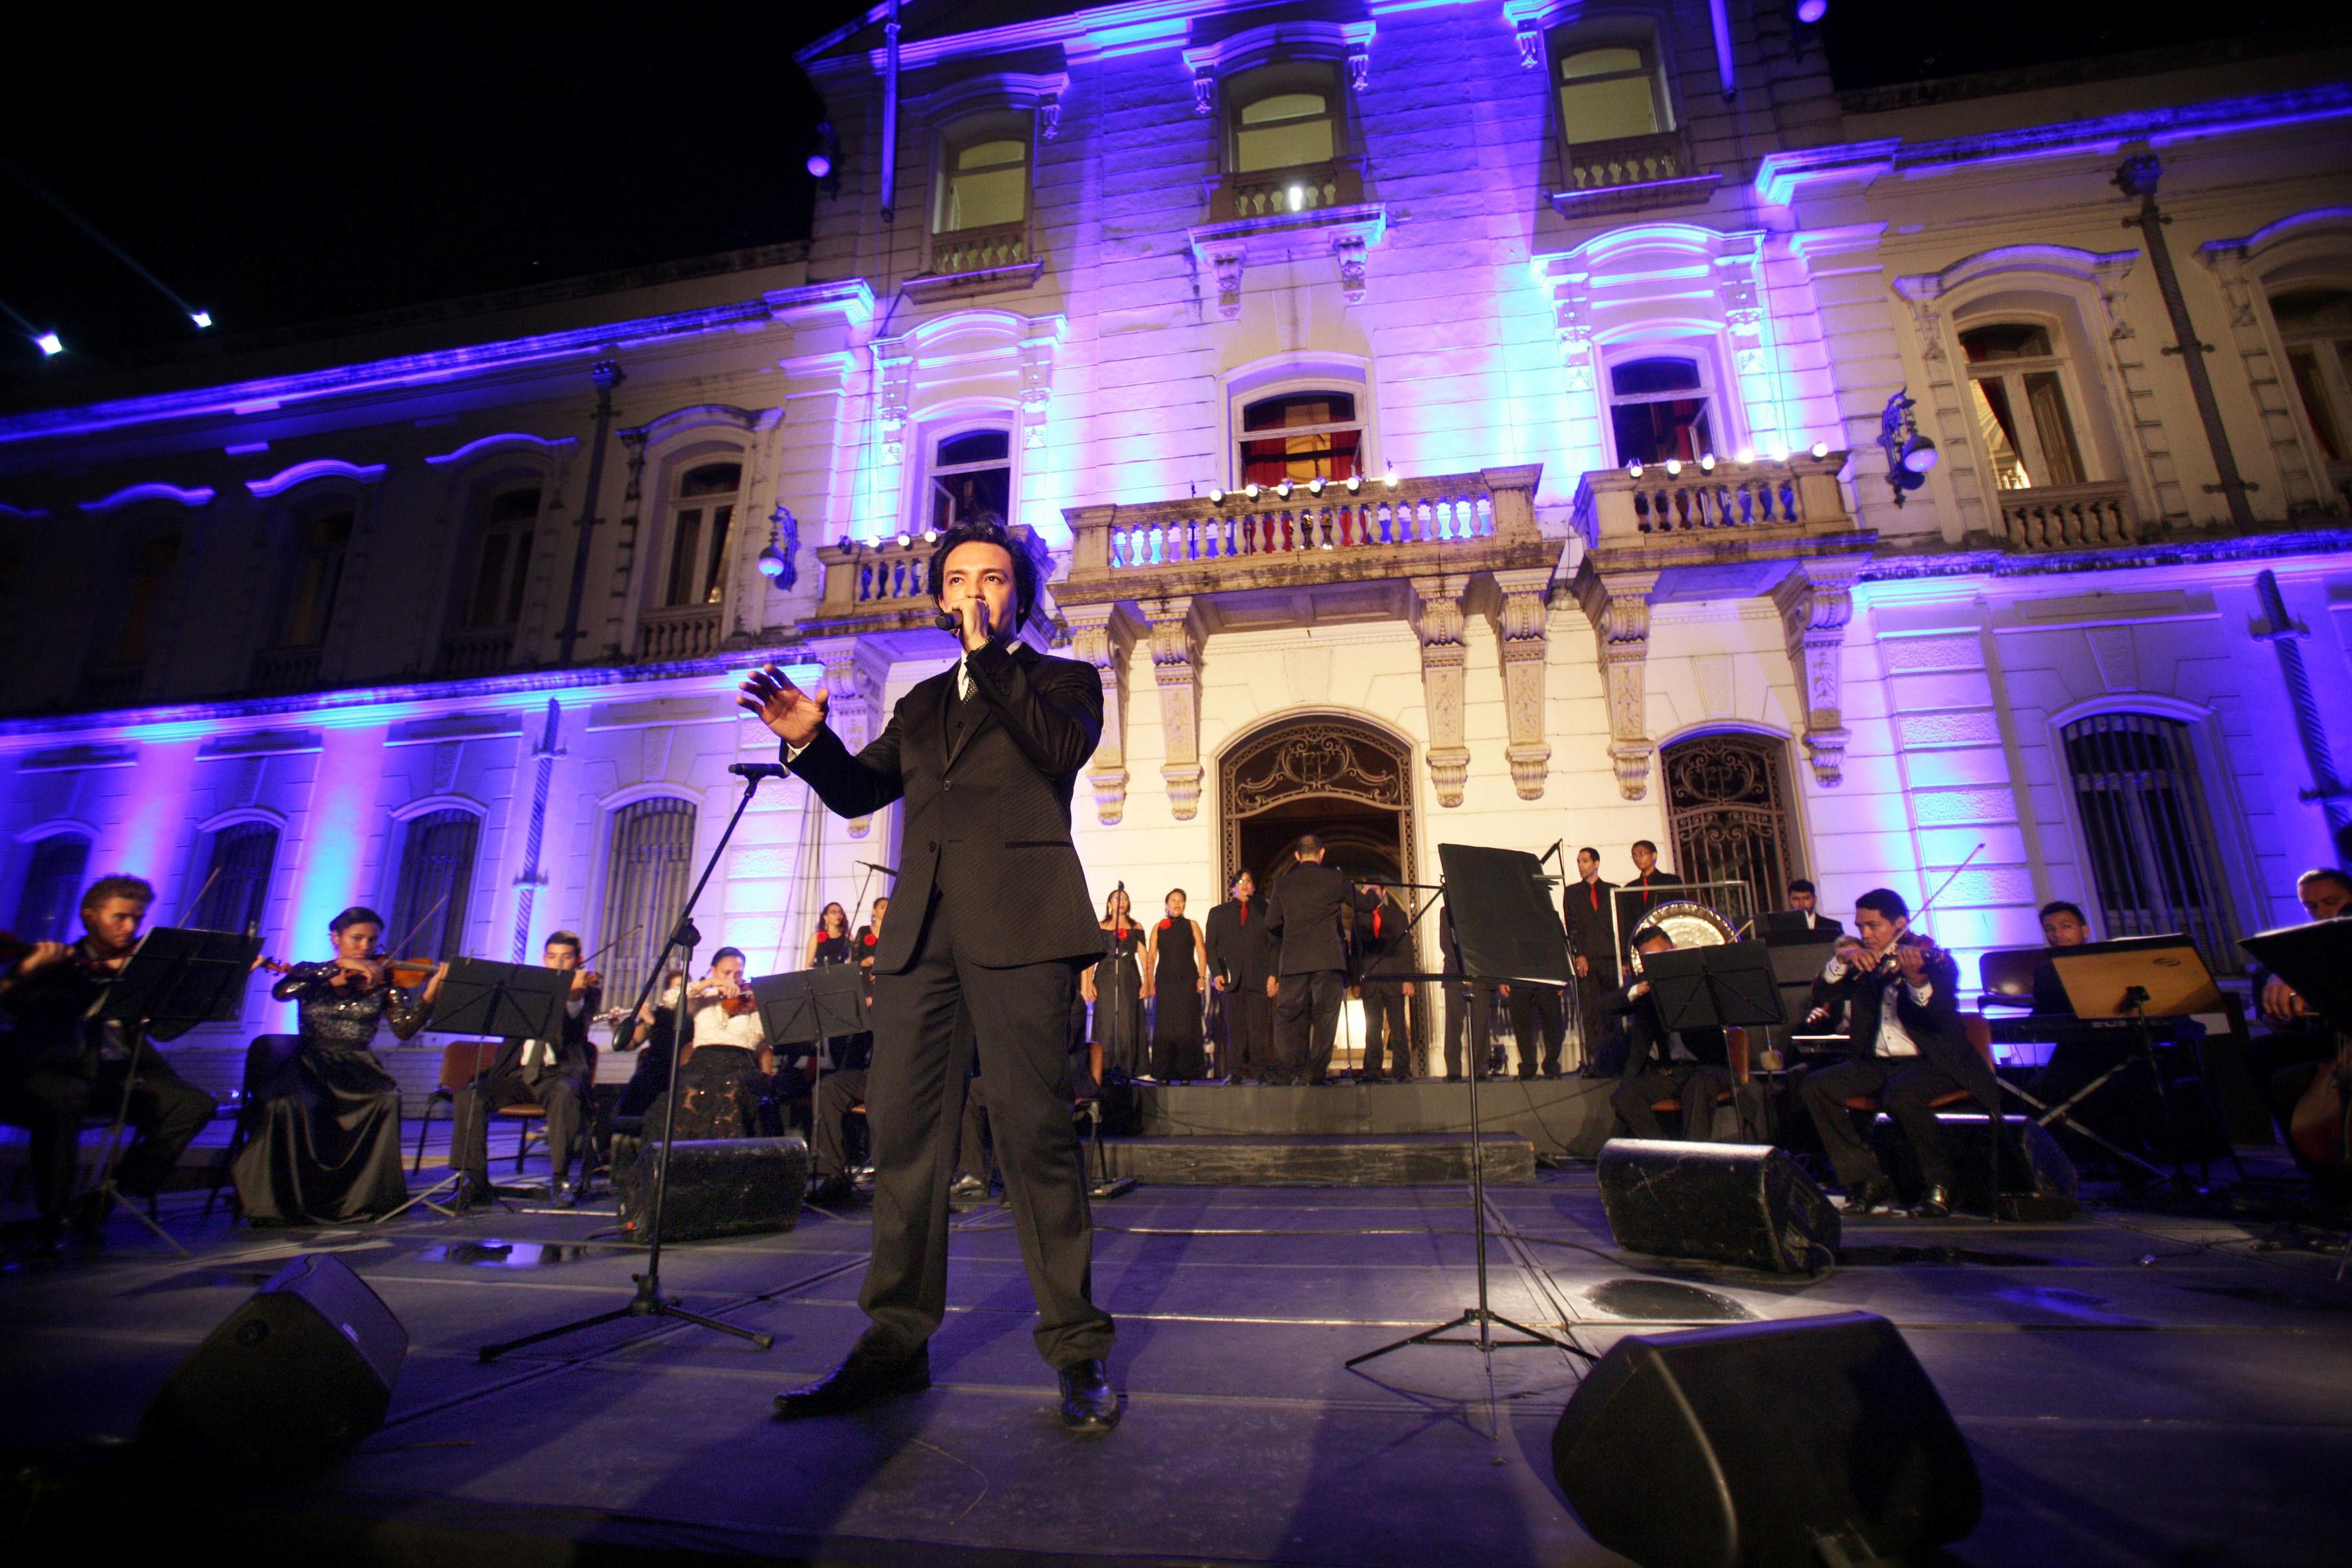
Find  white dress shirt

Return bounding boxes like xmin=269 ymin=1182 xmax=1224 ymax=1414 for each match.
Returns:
xmin=1820 ymin=952 xmax=1934 ymax=1058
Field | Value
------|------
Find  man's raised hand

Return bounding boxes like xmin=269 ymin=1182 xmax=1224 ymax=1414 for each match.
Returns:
xmin=739 ymin=663 xmax=830 ymax=749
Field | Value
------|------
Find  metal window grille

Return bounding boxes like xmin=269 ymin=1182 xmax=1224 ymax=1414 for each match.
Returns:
xmin=600 ymin=798 xmax=697 ymax=1006
xmin=189 ymin=823 xmax=279 ymax=936
xmin=388 ymin=809 xmax=479 ymax=961
xmin=2061 ymin=714 xmax=2240 ymax=975
xmin=11 ymin=833 xmax=92 ymax=943
xmin=1662 ymin=734 xmax=1793 ymax=927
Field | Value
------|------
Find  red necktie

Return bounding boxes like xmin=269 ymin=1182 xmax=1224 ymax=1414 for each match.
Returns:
xmin=1239 ymin=905 xmax=1247 ymax=927
xmin=1589 ymin=884 xmax=1599 ymax=911
xmin=1373 ymin=910 xmax=1383 ymax=938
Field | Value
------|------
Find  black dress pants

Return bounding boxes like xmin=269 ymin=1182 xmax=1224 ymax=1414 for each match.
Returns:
xmin=857 ymin=891 xmax=1112 ymax=1372
xmin=1362 ymin=982 xmax=1412 ymax=1079
xmin=0 ymin=1058 xmax=215 ymax=1222
xmin=811 ymin=1067 xmax=870 ymax=1179
xmin=1799 ymin=1056 xmax=1970 ymax=1190
xmin=453 ymin=1069 xmax=587 ymax=1184
xmin=1443 ymin=980 xmax=1498 ymax=1078
xmin=955 ymin=1074 xmax=995 ymax=1186
xmin=1221 ymin=984 xmax=1272 ymax=1079
xmin=1273 ymin=971 xmax=1346 ymax=1085
xmin=1611 ymin=1063 xmax=1728 ymax=1139
xmin=1509 ymin=986 xmax=1566 ymax=1077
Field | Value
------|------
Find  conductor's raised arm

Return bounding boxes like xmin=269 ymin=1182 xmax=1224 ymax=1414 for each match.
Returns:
xmin=739 ymin=662 xmax=907 ymax=821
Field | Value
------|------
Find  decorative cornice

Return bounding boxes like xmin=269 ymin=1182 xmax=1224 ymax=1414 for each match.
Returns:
xmin=77 ymin=482 xmax=214 ymax=513
xmin=246 ymin=458 xmax=389 ymax=498
xmin=1858 ymin=527 xmax=2352 ymax=582
xmin=424 ymin=431 xmax=580 ymax=467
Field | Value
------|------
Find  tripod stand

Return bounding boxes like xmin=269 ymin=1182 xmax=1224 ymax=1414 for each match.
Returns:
xmin=479 ymin=770 xmax=779 ymax=1362
xmin=1349 ymin=846 xmax=1588 ymax=1369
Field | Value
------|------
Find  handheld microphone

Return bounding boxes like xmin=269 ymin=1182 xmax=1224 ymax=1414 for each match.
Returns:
xmin=934 ymin=611 xmax=959 ymax=631
xmin=728 ymin=762 xmax=788 ymax=781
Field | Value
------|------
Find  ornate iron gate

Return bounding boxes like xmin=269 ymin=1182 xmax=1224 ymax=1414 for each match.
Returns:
xmin=1661 ymin=734 xmax=1798 ymax=925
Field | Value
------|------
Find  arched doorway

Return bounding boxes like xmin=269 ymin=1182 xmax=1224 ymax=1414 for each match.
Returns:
xmin=1219 ymin=714 xmax=1415 ymax=893
xmin=1659 ymin=731 xmax=1799 ymax=928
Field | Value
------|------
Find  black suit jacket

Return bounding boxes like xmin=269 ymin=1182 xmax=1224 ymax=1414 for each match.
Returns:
xmin=1561 ymin=877 xmax=1617 ymax=968
xmin=1818 ymin=942 xmax=1994 ymax=1106
xmin=1265 ymin=862 xmax=1379 ymax=977
xmin=489 ymin=982 xmax=600 ymax=1079
xmin=785 ymin=640 xmax=1103 ymax=972
xmin=1355 ymin=899 xmax=1418 ymax=980
xmin=1607 ymin=978 xmax=1727 ymax=1077
xmin=1204 ymin=898 xmax=1275 ymax=987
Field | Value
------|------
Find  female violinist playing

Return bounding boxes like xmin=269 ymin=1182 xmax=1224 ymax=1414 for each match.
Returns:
xmin=641 ymin=946 xmax=771 ymax=1140
xmin=230 ymin=905 xmax=447 ymax=1225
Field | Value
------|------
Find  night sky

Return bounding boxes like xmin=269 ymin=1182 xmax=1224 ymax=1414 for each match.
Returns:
xmin=1 ymin=1 xmax=2339 ymax=391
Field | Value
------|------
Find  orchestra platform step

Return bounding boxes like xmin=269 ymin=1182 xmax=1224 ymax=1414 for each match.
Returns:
xmin=1133 ymin=1078 xmax=1614 ymax=1160
xmin=1096 ymin=1131 xmax=1536 ymax=1186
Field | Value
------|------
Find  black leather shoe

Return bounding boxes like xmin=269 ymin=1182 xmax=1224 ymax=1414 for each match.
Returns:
xmin=1057 ymin=1358 xmax=1120 ymax=1433
xmin=948 ymin=1174 xmax=987 ymax=1203
xmin=549 ymin=1182 xmax=578 ymax=1210
xmin=773 ymin=1345 xmax=930 ymax=1419
xmin=1845 ymin=1178 xmax=1897 ymax=1215
xmin=1913 ymin=1184 xmax=1953 ymax=1219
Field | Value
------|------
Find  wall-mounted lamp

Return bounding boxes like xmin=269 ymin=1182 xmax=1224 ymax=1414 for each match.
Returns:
xmin=756 ymin=505 xmax=799 ymax=588
xmin=1877 ymin=389 xmax=1936 ymax=507
xmin=807 ymin=121 xmax=841 ymax=196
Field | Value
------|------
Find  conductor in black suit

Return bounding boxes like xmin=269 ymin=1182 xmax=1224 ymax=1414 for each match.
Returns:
xmin=740 ymin=516 xmax=1118 ymax=1433
xmin=451 ymin=931 xmax=599 ymax=1208
xmin=1263 ymin=836 xmax=1379 ymax=1085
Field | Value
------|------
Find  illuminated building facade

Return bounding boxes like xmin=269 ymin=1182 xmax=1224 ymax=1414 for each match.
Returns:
xmin=3 ymin=1 xmax=2351 ymax=1055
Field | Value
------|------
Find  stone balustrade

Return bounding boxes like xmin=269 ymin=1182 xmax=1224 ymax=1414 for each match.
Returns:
xmin=1206 ymin=160 xmax=1364 ymax=224
xmin=1996 ymin=480 xmax=2141 ymax=551
xmin=635 ymin=603 xmax=722 ymax=663
xmin=1571 ymin=452 xmax=1857 ymax=558
xmin=438 ymin=625 xmax=516 ymax=677
xmin=248 ymin=645 xmax=323 ymax=696
xmin=928 ymin=222 xmax=1029 ymax=277
xmin=807 ymin=525 xmax=1057 ymax=636
xmin=1565 ymin=131 xmax=1686 ymax=193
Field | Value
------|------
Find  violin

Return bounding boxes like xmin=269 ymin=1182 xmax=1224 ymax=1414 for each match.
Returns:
xmin=1 ymin=931 xmax=119 ymax=983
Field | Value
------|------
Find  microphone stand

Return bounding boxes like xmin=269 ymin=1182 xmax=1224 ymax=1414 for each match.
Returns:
xmin=479 ymin=769 xmax=780 ymax=1362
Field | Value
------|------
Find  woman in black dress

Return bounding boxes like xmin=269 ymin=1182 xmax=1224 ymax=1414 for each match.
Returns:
xmin=1083 ymin=889 xmax=1146 ymax=1080
xmin=232 ymin=905 xmax=446 ymax=1225
xmin=641 ymin=947 xmax=771 ymax=1141
xmin=1146 ymin=888 xmax=1209 ymax=1082
xmin=805 ymin=902 xmax=852 ymax=970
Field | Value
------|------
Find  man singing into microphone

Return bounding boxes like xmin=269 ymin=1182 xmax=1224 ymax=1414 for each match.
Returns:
xmin=739 ymin=514 xmax=1119 ymax=1432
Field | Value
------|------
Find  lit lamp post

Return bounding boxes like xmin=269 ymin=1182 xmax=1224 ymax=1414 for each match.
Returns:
xmin=1877 ymin=388 xmax=1938 ymax=507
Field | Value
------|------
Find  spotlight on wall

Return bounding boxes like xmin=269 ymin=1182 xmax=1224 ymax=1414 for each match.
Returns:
xmin=1288 ymin=184 xmax=1306 ymax=212
xmin=1277 ymin=477 xmax=1294 ymax=498
xmin=190 ymin=310 xmax=214 ymax=330
xmin=1699 ymin=453 xmax=1717 ymax=472
xmin=1736 ymin=448 xmax=1755 ymax=464
xmin=755 ymin=505 xmax=799 ymax=587
xmin=1809 ymin=441 xmax=1830 ymax=459
xmin=923 ymin=527 xmax=940 ymax=542
xmin=1208 ymin=487 xmax=1225 ymax=504
xmin=1664 ymin=458 xmax=1682 ymax=477
xmin=35 ymin=331 xmax=64 ymax=357
xmin=808 ymin=121 xmax=842 ymax=195
xmin=1308 ymin=475 xmax=1325 ymax=495
xmin=1877 ymin=388 xmax=1934 ymax=507
xmin=1245 ymin=481 xmax=1261 ymax=500
xmin=1345 ymin=473 xmax=1362 ymax=493
xmin=1627 ymin=461 xmax=1644 ymax=479
xmin=1383 ymin=466 xmax=1399 ymax=489
xmin=896 ymin=532 xmax=912 ymax=546
xmin=1795 ymin=0 xmax=1829 ymax=23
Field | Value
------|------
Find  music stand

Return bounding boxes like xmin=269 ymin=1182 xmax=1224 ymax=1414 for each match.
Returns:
xmin=1348 ymin=844 xmax=1587 ymax=1370
xmin=756 ymin=965 xmax=866 ymax=1145
xmin=430 ymin=959 xmax=570 ymax=1042
xmin=88 ymin=927 xmax=261 ymax=1254
xmin=1640 ymin=943 xmax=1784 ymax=1035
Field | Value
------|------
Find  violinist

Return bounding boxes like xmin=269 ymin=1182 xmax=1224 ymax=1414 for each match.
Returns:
xmin=1794 ymin=888 xmax=1993 ymax=1217
xmin=449 ymin=931 xmax=600 ymax=1212
xmin=0 ymin=876 xmax=218 ymax=1251
xmin=640 ymin=947 xmax=770 ymax=1140
xmin=231 ymin=905 xmax=447 ymax=1225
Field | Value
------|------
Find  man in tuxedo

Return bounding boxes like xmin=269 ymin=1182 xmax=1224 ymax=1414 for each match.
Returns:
xmin=451 ymin=931 xmax=600 ymax=1209
xmin=1617 ymin=840 xmax=1684 ymax=963
xmin=1796 ymin=888 xmax=1994 ymax=1217
xmin=742 ymin=514 xmax=1118 ymax=1433
xmin=1437 ymin=905 xmax=1500 ymax=1080
xmin=1606 ymin=926 xmax=1730 ymax=1138
xmin=1504 ymin=979 xmax=1567 ymax=1079
xmin=1560 ymin=847 xmax=1616 ymax=1074
xmin=1354 ymin=879 xmax=1417 ymax=1082
xmin=1761 ymin=878 xmax=1844 ymax=943
xmin=1264 ymin=836 xmax=1379 ymax=1085
xmin=1203 ymin=870 xmax=1275 ymax=1082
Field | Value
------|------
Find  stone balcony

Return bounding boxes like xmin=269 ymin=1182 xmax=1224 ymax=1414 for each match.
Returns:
xmin=1547 ymin=129 xmax=1720 ymax=219
xmin=635 ymin=603 xmax=722 ymax=664
xmin=1569 ymin=450 xmax=1869 ymax=575
xmin=1191 ymin=159 xmax=1384 ymax=318
xmin=1204 ymin=158 xmax=1363 ymax=224
xmin=1992 ymin=479 xmax=2141 ymax=552
xmin=248 ymin=644 xmax=324 ymax=697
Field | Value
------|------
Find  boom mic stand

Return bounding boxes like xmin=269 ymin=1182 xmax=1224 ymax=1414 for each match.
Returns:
xmin=479 ymin=769 xmax=780 ymax=1362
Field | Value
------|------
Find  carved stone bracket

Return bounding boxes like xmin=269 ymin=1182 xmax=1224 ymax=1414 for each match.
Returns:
xmin=874 ymin=348 xmax=913 ymax=463
xmin=1409 ymin=575 xmax=1473 ymax=807
xmin=1492 ymin=567 xmax=1554 ymax=801
xmin=809 ymin=635 xmax=886 ymax=836
xmin=1771 ymin=560 xmax=1861 ymax=788
xmin=1574 ymin=567 xmax=1659 ymax=801
xmin=1209 ymin=247 xmax=1245 ymax=320
xmin=1061 ymin=596 xmax=1131 ymax=825
xmin=1146 ymin=595 xmax=1204 ymax=821
xmin=1334 ymin=232 xmax=1369 ymax=305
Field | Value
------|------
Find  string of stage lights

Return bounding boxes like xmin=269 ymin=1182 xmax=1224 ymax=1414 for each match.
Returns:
xmin=1 ymin=155 xmax=214 ymax=358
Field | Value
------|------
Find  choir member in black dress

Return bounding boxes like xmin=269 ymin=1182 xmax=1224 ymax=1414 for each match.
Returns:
xmin=1205 ymin=870 xmax=1276 ymax=1082
xmin=0 ymin=875 xmax=218 ymax=1249
xmin=641 ymin=947 xmax=771 ymax=1141
xmin=1084 ymin=890 xmax=1146 ymax=1079
xmin=450 ymin=931 xmax=599 ymax=1210
xmin=1354 ymin=880 xmax=1417 ymax=1081
xmin=1145 ymin=889 xmax=1208 ymax=1082
xmin=233 ymin=906 xmax=447 ymax=1225
xmin=808 ymin=902 xmax=853 ymax=970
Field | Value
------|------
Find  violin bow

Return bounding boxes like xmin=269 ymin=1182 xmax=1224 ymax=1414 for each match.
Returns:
xmin=580 ymin=925 xmax=641 ymax=971
xmin=381 ymin=894 xmax=450 ymax=966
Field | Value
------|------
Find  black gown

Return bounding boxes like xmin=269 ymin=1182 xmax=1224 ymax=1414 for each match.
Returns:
xmin=1150 ymin=916 xmax=1205 ymax=1081
xmin=814 ymin=931 xmax=855 ymax=1070
xmin=1093 ymin=925 xmax=1146 ymax=1079
xmin=232 ymin=965 xmax=425 ymax=1223
xmin=641 ymin=989 xmax=769 ymax=1141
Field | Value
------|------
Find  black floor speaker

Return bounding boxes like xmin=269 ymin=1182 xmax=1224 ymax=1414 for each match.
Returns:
xmin=1596 ymin=1138 xmax=1839 ymax=1273
xmin=1553 ymin=1310 xmax=1982 ymax=1568
xmin=1866 ymin=1111 xmax=2080 ymax=1219
xmin=140 ymin=1252 xmax=406 ymax=1472
xmin=617 ymin=1135 xmax=809 ymax=1245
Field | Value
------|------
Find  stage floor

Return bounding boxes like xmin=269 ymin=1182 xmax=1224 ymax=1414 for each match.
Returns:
xmin=4 ymin=1158 xmax=2349 ymax=1565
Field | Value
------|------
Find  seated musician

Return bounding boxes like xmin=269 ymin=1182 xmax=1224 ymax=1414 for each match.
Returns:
xmin=2253 ymin=868 xmax=2352 ymax=1178
xmin=2028 ymin=900 xmax=2091 ymax=1014
xmin=1796 ymin=889 xmax=1994 ymax=1217
xmin=1607 ymin=925 xmax=1730 ymax=1140
xmin=2016 ymin=901 xmax=2163 ymax=1174
xmin=1760 ymin=878 xmax=1844 ymax=942
xmin=639 ymin=948 xmax=771 ymax=1143
xmin=450 ymin=931 xmax=599 ymax=1212
xmin=0 ymin=875 xmax=218 ymax=1251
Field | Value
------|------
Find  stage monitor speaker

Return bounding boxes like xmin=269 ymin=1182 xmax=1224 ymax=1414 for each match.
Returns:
xmin=1596 ymin=1139 xmax=1838 ymax=1274
xmin=1865 ymin=1112 xmax=2080 ymax=1220
xmin=618 ymin=1135 xmax=809 ymax=1246
xmin=140 ymin=1252 xmax=406 ymax=1472
xmin=1552 ymin=1310 xmax=1982 ymax=1568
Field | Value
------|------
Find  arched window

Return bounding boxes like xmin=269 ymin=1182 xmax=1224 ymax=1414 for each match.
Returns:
xmin=1608 ymin=355 xmax=1715 ymax=467
xmin=1237 ymin=392 xmax=1363 ymax=486
xmin=189 ymin=821 xmax=279 ymax=936
xmin=2061 ymin=714 xmax=2238 ymax=973
xmin=2272 ymin=287 xmax=2352 ymax=510
xmin=1557 ymin=44 xmax=1664 ymax=145
xmin=600 ymin=798 xmax=696 ymax=1005
xmin=939 ymin=131 xmax=1028 ymax=234
xmin=1227 ymin=61 xmax=1342 ymax=177
xmin=465 ymin=485 xmax=540 ymax=628
xmin=387 ymin=809 xmax=479 ymax=962
xmin=663 ymin=463 xmax=740 ymax=608
xmin=927 ymin=428 xmax=1012 ymax=530
xmin=12 ymin=832 xmax=92 ymax=943
xmin=1660 ymin=734 xmax=1795 ymax=930
xmin=281 ymin=508 xmax=354 ymax=647
xmin=1960 ymin=323 xmax=2088 ymax=490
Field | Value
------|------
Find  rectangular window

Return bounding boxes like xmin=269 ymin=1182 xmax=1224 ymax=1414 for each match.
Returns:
xmin=189 ymin=822 xmax=279 ymax=937
xmin=943 ymin=138 xmax=1027 ymax=231
xmin=601 ymin=799 xmax=697 ymax=1006
xmin=1238 ymin=393 xmax=1362 ymax=486
xmin=2062 ymin=714 xmax=2239 ymax=975
xmin=929 ymin=430 xmax=1013 ymax=531
xmin=116 ymin=534 xmax=180 ymax=668
xmin=388 ymin=809 xmax=479 ymax=963
xmin=1235 ymin=92 xmax=1334 ymax=173
xmin=1558 ymin=45 xmax=1661 ymax=143
xmin=283 ymin=512 xmax=354 ymax=647
xmin=1608 ymin=357 xmax=1713 ymax=467
xmin=665 ymin=465 xmax=741 ymax=607
xmin=12 ymin=834 xmax=92 ymax=943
